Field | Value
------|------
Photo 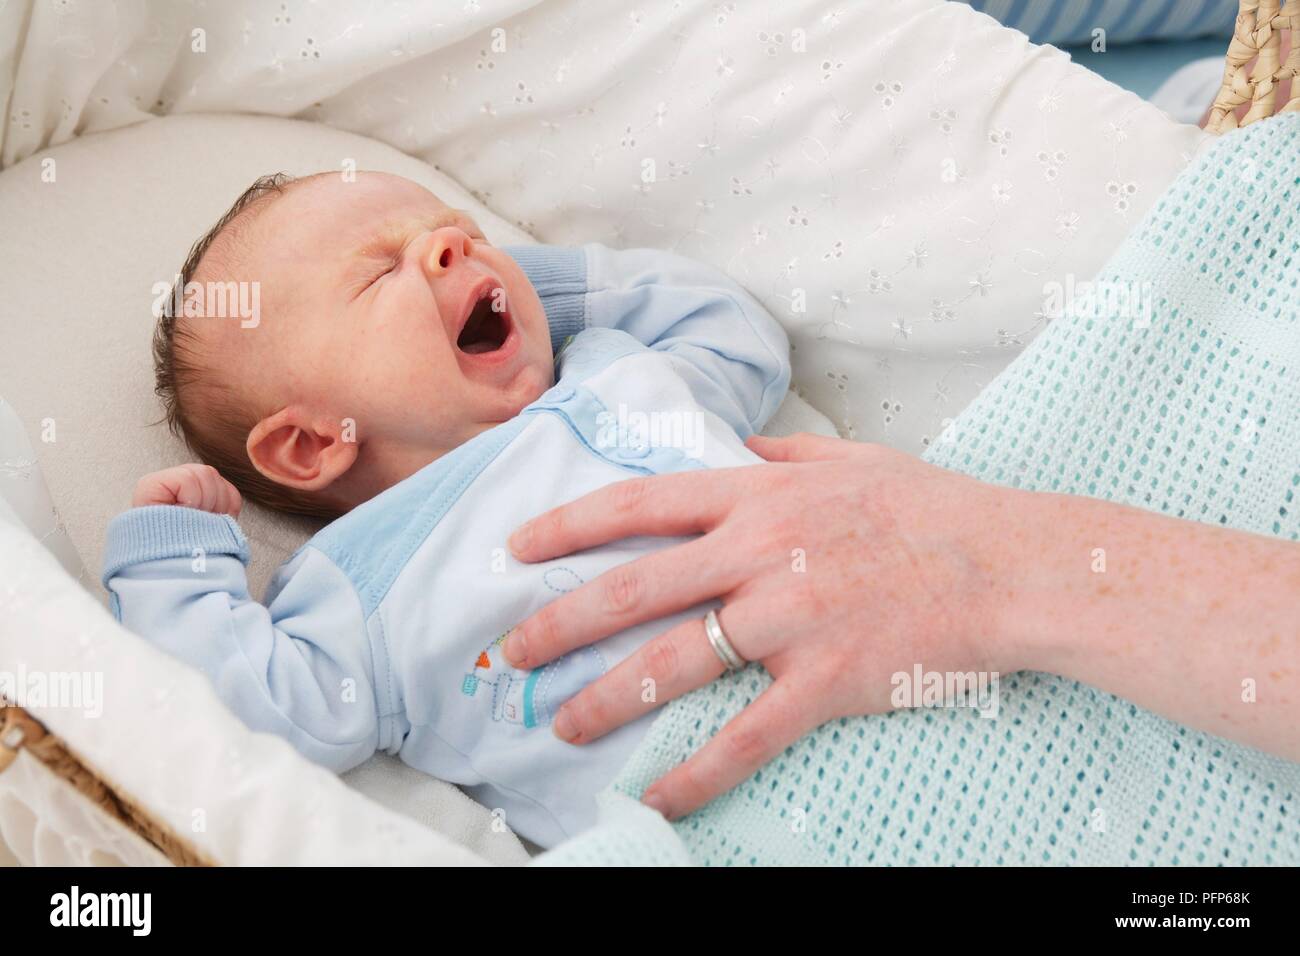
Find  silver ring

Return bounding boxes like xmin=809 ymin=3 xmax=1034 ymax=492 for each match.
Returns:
xmin=704 ymin=608 xmax=747 ymax=672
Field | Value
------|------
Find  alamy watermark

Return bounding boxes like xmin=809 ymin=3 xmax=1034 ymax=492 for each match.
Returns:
xmin=595 ymin=402 xmax=707 ymax=459
xmin=151 ymin=276 xmax=261 ymax=328
xmin=890 ymin=665 xmax=1000 ymax=719
xmin=0 ymin=664 xmax=103 ymax=718
xmin=1041 ymin=275 xmax=1154 ymax=329
xmin=50 ymin=886 xmax=150 ymax=936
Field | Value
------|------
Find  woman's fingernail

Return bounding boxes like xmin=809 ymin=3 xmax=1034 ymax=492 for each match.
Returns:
xmin=508 ymin=522 xmax=531 ymax=555
xmin=553 ymin=708 xmax=577 ymax=742
xmin=502 ymin=629 xmax=526 ymax=666
xmin=642 ymin=791 xmax=670 ymax=818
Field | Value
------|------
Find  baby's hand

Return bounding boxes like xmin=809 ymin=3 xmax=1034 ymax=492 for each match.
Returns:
xmin=132 ymin=464 xmax=243 ymax=517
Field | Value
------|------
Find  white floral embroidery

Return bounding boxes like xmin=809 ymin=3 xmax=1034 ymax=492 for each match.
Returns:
xmin=1055 ymin=211 xmax=1080 ymax=238
xmin=1036 ymin=148 xmax=1066 ymax=181
xmin=929 ymin=107 xmax=956 ymax=135
xmin=930 ymin=300 xmax=957 ymax=322
xmin=65 ymin=0 xmax=1198 ymax=457
xmin=820 ymin=57 xmax=844 ymax=81
xmin=988 ymin=127 xmax=1013 ymax=156
xmin=874 ymin=79 xmax=904 ymax=110
xmin=1106 ymin=179 xmax=1139 ymax=213
xmin=757 ymin=30 xmax=784 ymax=56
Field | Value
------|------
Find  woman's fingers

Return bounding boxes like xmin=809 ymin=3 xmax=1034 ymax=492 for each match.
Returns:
xmin=551 ymin=609 xmax=728 ymax=744
xmin=639 ymin=674 xmax=824 ymax=820
xmin=508 ymin=468 xmax=745 ymax=563
xmin=503 ymin=534 xmax=743 ymax=668
xmin=745 ymin=431 xmax=868 ymax=463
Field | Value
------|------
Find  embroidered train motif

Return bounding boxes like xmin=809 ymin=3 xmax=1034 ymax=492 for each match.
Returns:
xmin=459 ymin=567 xmax=608 ymax=728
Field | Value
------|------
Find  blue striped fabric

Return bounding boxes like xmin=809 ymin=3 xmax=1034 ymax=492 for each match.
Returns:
xmin=962 ymin=0 xmax=1237 ymax=46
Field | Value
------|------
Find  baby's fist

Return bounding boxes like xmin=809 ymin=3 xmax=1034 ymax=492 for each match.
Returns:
xmin=132 ymin=464 xmax=243 ymax=517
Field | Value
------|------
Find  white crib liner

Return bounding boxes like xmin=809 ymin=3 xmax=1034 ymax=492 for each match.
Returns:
xmin=0 ymin=391 xmax=836 ymax=867
xmin=0 ymin=518 xmax=497 ymax=866
xmin=0 ymin=0 xmax=1208 ymax=866
xmin=0 ymin=750 xmax=168 ymax=867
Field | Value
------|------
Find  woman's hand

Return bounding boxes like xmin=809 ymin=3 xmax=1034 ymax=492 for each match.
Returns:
xmin=506 ymin=432 xmax=1300 ymax=820
xmin=502 ymin=432 xmax=1022 ymax=820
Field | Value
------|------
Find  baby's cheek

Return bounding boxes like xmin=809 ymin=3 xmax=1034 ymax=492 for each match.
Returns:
xmin=517 ymin=291 xmax=548 ymax=339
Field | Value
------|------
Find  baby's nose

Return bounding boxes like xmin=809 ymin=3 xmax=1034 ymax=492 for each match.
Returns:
xmin=428 ymin=226 xmax=474 ymax=274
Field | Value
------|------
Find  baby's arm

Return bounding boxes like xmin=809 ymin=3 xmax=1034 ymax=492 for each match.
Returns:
xmin=583 ymin=245 xmax=792 ymax=438
xmin=103 ymin=464 xmax=380 ymax=773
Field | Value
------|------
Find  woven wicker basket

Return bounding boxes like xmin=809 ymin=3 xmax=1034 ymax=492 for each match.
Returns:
xmin=0 ymin=704 xmax=211 ymax=865
xmin=1208 ymin=0 xmax=1299 ymax=132
xmin=1 ymin=1 xmax=1298 ymax=869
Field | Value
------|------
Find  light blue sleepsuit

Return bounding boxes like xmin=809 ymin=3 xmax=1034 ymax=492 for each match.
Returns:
xmin=102 ymin=243 xmax=791 ymax=848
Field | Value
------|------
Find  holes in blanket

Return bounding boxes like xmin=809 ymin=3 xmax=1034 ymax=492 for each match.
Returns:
xmin=756 ymin=30 xmax=785 ymax=57
xmin=873 ymin=79 xmax=903 ymax=110
xmin=820 ymin=58 xmax=844 ymax=82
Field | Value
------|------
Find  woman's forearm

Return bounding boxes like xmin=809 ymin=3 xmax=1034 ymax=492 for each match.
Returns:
xmin=998 ymin=488 xmax=1300 ymax=761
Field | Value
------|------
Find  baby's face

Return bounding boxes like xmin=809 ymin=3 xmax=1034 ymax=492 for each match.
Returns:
xmin=227 ymin=171 xmax=554 ymax=466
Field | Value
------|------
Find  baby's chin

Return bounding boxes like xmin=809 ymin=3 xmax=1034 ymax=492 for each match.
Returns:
xmin=494 ymin=360 xmax=556 ymax=421
xmin=517 ymin=372 xmax=556 ymax=411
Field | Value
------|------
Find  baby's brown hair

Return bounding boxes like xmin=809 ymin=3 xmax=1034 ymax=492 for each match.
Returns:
xmin=153 ymin=172 xmax=345 ymax=522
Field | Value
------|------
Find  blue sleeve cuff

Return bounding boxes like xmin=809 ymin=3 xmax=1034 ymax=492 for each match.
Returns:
xmin=101 ymin=505 xmax=250 ymax=587
xmin=500 ymin=244 xmax=588 ymax=355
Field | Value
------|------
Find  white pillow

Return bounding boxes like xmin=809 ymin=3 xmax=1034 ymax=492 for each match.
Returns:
xmin=302 ymin=0 xmax=1216 ymax=450
xmin=0 ymin=112 xmax=833 ymax=600
xmin=1 ymin=0 xmax=1210 ymax=454
xmin=0 ymin=114 xmax=529 ymax=597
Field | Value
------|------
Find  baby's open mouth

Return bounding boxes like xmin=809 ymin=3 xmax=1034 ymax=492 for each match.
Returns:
xmin=456 ymin=281 xmax=512 ymax=354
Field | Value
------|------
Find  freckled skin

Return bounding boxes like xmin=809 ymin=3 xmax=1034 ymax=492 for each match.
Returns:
xmin=501 ymin=433 xmax=1300 ymax=817
xmin=1009 ymin=488 xmax=1300 ymax=765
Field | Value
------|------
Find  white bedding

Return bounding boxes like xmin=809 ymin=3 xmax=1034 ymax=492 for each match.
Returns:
xmin=0 ymin=0 xmax=1211 ymax=451
xmin=0 ymin=496 xmax=511 ymax=865
xmin=0 ymin=0 xmax=1214 ymax=866
xmin=0 ymin=110 xmax=833 ymax=867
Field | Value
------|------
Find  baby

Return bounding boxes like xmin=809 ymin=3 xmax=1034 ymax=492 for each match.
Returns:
xmin=103 ymin=170 xmax=790 ymax=848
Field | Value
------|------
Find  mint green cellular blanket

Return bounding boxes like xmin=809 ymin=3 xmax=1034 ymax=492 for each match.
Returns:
xmin=533 ymin=115 xmax=1300 ymax=866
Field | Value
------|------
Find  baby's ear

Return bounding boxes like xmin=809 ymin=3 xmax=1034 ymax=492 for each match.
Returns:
xmin=246 ymin=407 xmax=358 ymax=491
